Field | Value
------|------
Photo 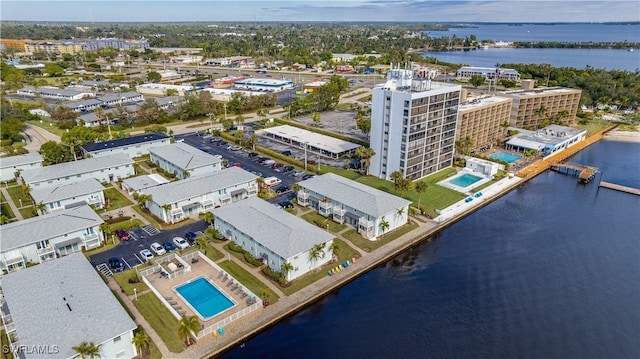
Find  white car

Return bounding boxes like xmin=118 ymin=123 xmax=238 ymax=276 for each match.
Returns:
xmin=173 ymin=236 xmax=189 ymax=250
xmin=150 ymin=242 xmax=166 ymax=256
xmin=139 ymin=249 xmax=155 ymax=262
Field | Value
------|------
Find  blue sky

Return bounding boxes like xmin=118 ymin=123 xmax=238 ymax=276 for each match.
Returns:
xmin=2 ymin=1 xmax=639 ymax=22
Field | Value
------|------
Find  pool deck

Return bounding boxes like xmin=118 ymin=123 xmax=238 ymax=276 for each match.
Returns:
xmin=145 ymin=259 xmax=254 ymax=327
xmin=438 ymin=169 xmax=492 ymax=194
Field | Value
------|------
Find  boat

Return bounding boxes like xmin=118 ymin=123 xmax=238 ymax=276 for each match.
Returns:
xmin=628 ymin=48 xmax=634 ymax=52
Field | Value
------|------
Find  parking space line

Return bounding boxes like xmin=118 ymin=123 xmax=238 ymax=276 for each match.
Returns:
xmin=133 ymin=253 xmax=143 ymax=265
xmin=121 ymin=257 xmax=131 ymax=269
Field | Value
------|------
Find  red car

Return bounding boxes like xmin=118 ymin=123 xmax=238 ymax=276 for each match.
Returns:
xmin=115 ymin=229 xmax=131 ymax=241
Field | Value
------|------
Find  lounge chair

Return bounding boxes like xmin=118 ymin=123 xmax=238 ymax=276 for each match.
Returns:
xmin=192 ymin=257 xmax=199 ymax=264
xmin=235 ymin=287 xmax=242 ymax=294
xmin=226 ymin=280 xmax=234 ymax=287
xmin=241 ymin=292 xmax=248 ymax=299
xmin=174 ymin=306 xmax=182 ymax=310
xmin=164 ymin=296 xmax=173 ymax=300
xmin=217 ymin=271 xmax=223 ymax=279
xmin=168 ymin=301 xmax=177 ymax=305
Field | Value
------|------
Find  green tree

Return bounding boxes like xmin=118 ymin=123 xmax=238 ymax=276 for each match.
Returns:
xmin=147 ymin=71 xmax=162 ymax=83
xmin=39 ymin=140 xmax=72 ymax=165
xmin=177 ymin=315 xmax=200 ymax=346
xmin=136 ymin=193 xmax=152 ymax=209
xmin=72 ymin=341 xmax=102 ymax=359
xmin=311 ymin=111 xmax=321 ymax=126
xmin=0 ymin=215 xmax=9 ymax=225
xmin=280 ymin=262 xmax=294 ymax=281
xmin=396 ymin=177 xmax=413 ymax=197
xmin=415 ymin=181 xmax=428 ymax=212
xmin=196 ymin=235 xmax=208 ymax=254
xmin=202 ymin=211 xmax=214 ymax=228
xmin=379 ymin=219 xmax=390 ymax=238
xmin=354 ymin=147 xmax=375 ymax=175
xmin=470 ymin=75 xmax=485 ymax=88
xmin=44 ymin=63 xmax=65 ymax=77
xmin=131 ymin=330 xmax=150 ymax=356
xmin=328 ymin=241 xmax=340 ymax=259
xmin=455 ymin=137 xmax=473 ymax=156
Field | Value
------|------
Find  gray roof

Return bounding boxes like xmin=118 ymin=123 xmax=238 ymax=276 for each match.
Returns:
xmin=19 ymin=86 xmax=93 ymax=98
xmin=0 ymin=153 xmax=43 ymax=168
xmin=213 ymin=197 xmax=334 ymax=259
xmin=1 ymin=253 xmax=136 ymax=359
xmin=122 ymin=174 xmax=169 ymax=192
xmin=144 ymin=166 xmax=257 ymax=205
xmin=21 ymin=153 xmax=132 ymax=184
xmin=149 ymin=142 xmax=221 ymax=171
xmin=30 ymin=178 xmax=104 ymax=205
xmin=0 ymin=205 xmax=103 ymax=252
xmin=98 ymin=91 xmax=143 ymax=102
xmin=261 ymin=125 xmax=361 ymax=154
xmin=154 ymin=96 xmax=183 ymax=107
xmin=300 ymin=173 xmax=412 ymax=218
xmin=61 ymin=98 xmax=104 ymax=109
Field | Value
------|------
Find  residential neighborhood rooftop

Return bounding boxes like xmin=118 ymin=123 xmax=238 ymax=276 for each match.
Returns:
xmin=148 ymin=142 xmax=222 ymax=170
xmin=143 ymin=166 xmax=257 ymax=205
xmin=20 ymin=153 xmax=132 ymax=184
xmin=0 ymin=205 xmax=103 ymax=252
xmin=261 ymin=125 xmax=361 ymax=154
xmin=213 ymin=197 xmax=335 ymax=258
xmin=121 ymin=174 xmax=169 ymax=192
xmin=82 ymin=133 xmax=169 ymax=152
xmin=300 ymin=173 xmax=412 ymax=217
xmin=30 ymin=178 xmax=104 ymax=205
xmin=0 ymin=152 xmax=43 ymax=168
xmin=1 ymin=253 xmax=137 ymax=359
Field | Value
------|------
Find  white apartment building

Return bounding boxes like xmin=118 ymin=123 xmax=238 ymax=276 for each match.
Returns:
xmin=142 ymin=167 xmax=258 ymax=224
xmin=82 ymin=133 xmax=170 ymax=158
xmin=149 ymin=142 xmax=223 ymax=179
xmin=370 ymin=69 xmax=462 ymax=180
xmin=0 ymin=205 xmax=104 ymax=272
xmin=0 ymin=153 xmax=43 ymax=182
xmin=30 ymin=178 xmax=105 ymax=213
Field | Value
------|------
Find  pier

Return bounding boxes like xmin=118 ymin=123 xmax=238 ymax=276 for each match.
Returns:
xmin=550 ymin=162 xmax=598 ymax=183
xmin=599 ymin=181 xmax=640 ymax=196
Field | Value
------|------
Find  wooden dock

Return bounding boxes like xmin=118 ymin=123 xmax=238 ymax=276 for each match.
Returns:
xmin=550 ymin=162 xmax=598 ymax=183
xmin=599 ymin=181 xmax=640 ymax=196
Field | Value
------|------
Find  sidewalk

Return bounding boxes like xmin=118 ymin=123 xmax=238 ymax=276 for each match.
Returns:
xmin=1 ymin=187 xmax=23 ymax=220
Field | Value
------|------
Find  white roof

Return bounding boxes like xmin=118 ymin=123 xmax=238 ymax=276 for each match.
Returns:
xmin=122 ymin=174 xmax=169 ymax=192
xmin=30 ymin=178 xmax=104 ymax=205
xmin=149 ymin=142 xmax=221 ymax=171
xmin=213 ymin=197 xmax=334 ymax=259
xmin=1 ymin=253 xmax=136 ymax=359
xmin=0 ymin=153 xmax=43 ymax=169
xmin=459 ymin=95 xmax=512 ymax=111
xmin=261 ymin=125 xmax=361 ymax=155
xmin=507 ymin=125 xmax=586 ymax=149
xmin=21 ymin=153 xmax=132 ymax=184
xmin=300 ymin=173 xmax=412 ymax=218
xmin=144 ymin=166 xmax=257 ymax=205
xmin=0 ymin=205 xmax=103 ymax=251
xmin=234 ymin=78 xmax=293 ymax=86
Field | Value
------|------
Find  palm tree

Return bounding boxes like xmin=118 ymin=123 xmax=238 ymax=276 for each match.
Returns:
xmin=354 ymin=147 xmax=376 ymax=175
xmin=379 ymin=219 xmax=390 ymax=239
xmin=291 ymin=183 xmax=301 ymax=194
xmin=395 ymin=207 xmax=405 ymax=219
xmin=99 ymin=223 xmax=112 ymax=244
xmin=0 ymin=215 xmax=9 ymax=225
xmin=177 ymin=315 xmax=200 ymax=346
xmin=34 ymin=201 xmax=47 ymax=215
xmin=131 ymin=331 xmax=150 ymax=356
xmin=280 ymin=262 xmax=294 ymax=281
xmin=390 ymin=170 xmax=403 ymax=191
xmin=72 ymin=341 xmax=102 ymax=359
xmin=161 ymin=203 xmax=172 ymax=223
xmin=308 ymin=243 xmax=326 ymax=269
xmin=246 ymin=134 xmax=258 ymax=150
xmin=202 ymin=211 xmax=214 ymax=228
xmin=312 ymin=111 xmax=321 ymax=126
xmin=137 ymin=193 xmax=152 ymax=209
xmin=328 ymin=241 xmax=340 ymax=260
xmin=415 ymin=181 xmax=428 ymax=212
xmin=196 ymin=236 xmax=208 ymax=254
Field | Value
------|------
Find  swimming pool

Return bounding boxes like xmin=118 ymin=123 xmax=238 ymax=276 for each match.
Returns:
xmin=175 ymin=277 xmax=234 ymax=321
xmin=489 ymin=152 xmax=522 ymax=163
xmin=449 ymin=173 xmax=483 ymax=187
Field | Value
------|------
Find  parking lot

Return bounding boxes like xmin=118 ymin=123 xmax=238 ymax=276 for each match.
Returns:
xmin=90 ymin=220 xmax=208 ymax=273
xmin=294 ymin=110 xmax=368 ymax=142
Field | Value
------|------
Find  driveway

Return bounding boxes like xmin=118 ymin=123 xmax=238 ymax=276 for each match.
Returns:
xmin=22 ymin=123 xmax=61 ymax=152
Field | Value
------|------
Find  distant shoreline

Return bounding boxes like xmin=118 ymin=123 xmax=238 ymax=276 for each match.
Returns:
xmin=603 ymin=126 xmax=640 ymax=143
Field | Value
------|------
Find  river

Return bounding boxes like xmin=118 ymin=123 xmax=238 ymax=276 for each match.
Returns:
xmin=222 ymin=140 xmax=640 ymax=359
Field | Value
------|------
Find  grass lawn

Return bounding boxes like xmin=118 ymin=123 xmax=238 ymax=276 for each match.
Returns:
xmin=183 ymin=242 xmax=224 ymax=261
xmin=301 ymin=212 xmax=347 ymax=233
xmin=355 ymin=168 xmax=466 ymax=218
xmin=1 ymin=202 xmax=15 ymax=219
xmin=19 ymin=207 xmax=36 ymax=219
xmin=113 ymin=269 xmax=149 ymax=295
xmin=280 ymin=238 xmax=360 ymax=295
xmin=218 ymin=260 xmax=280 ymax=304
xmin=0 ymin=191 xmax=6 ymax=202
xmin=133 ymin=293 xmax=184 ymax=353
xmin=26 ymin=120 xmax=67 ymax=137
xmin=104 ymin=188 xmax=133 ymax=211
xmin=342 ymin=221 xmax=419 ymax=252
xmin=321 ymin=165 xmax=361 ymax=180
xmin=134 ymin=326 xmax=162 ymax=359
xmin=573 ymin=120 xmax=611 ymax=136
xmin=6 ymin=185 xmax=28 ymax=205
xmin=223 ymin=243 xmax=262 ymax=268
xmin=107 ymin=218 xmax=145 ymax=232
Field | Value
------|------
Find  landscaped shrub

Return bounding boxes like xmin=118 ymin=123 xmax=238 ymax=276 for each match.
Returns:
xmin=228 ymin=241 xmax=245 ymax=253
xmin=262 ymin=266 xmax=286 ymax=286
xmin=243 ymin=252 xmax=263 ymax=267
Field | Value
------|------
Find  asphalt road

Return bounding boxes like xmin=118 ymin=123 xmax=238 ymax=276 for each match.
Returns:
xmin=89 ymin=220 xmax=208 ymax=271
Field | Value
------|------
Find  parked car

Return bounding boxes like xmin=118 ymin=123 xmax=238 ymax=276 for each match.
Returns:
xmin=292 ymin=170 xmax=305 ymax=177
xmin=283 ymin=165 xmax=295 ymax=173
xmin=263 ymin=159 xmax=276 ymax=166
xmin=115 ymin=229 xmax=130 ymax=241
xmin=173 ymin=236 xmax=189 ymax=250
xmin=279 ymin=200 xmax=294 ymax=209
xmin=307 ymin=159 xmax=316 ymax=165
xmin=150 ymin=242 xmax=166 ymax=255
xmin=251 ymin=171 xmax=263 ymax=177
xmin=218 ymin=140 xmax=228 ymax=146
xmin=139 ymin=249 xmax=154 ymax=262
xmin=275 ymin=185 xmax=290 ymax=194
xmin=280 ymin=150 xmax=292 ymax=156
xmin=211 ymin=137 xmax=221 ymax=143
xmin=163 ymin=241 xmax=177 ymax=252
xmin=248 ymin=152 xmax=259 ymax=158
xmin=185 ymin=232 xmax=198 ymax=245
xmin=226 ymin=145 xmax=242 ymax=151
xmin=109 ymin=257 xmax=124 ymax=272
xmin=272 ymin=163 xmax=284 ymax=169
xmin=257 ymin=157 xmax=270 ymax=163
xmin=262 ymin=176 xmax=282 ymax=188
xmin=302 ymin=174 xmax=314 ymax=180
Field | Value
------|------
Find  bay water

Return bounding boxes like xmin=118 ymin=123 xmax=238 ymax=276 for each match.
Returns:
xmin=222 ymin=140 xmax=640 ymax=358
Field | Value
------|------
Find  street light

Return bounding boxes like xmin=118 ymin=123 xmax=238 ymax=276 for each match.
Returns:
xmin=134 ymin=288 xmax=137 ymax=301
xmin=301 ymin=141 xmax=309 ymax=171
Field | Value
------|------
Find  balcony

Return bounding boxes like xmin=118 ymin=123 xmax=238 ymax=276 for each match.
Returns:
xmin=170 ymin=207 xmax=182 ymax=215
xmin=36 ymin=246 xmax=55 ymax=257
xmin=297 ymin=192 xmax=309 ymax=206
xmin=201 ymin=198 xmax=214 ymax=207
xmin=358 ymin=217 xmax=375 ymax=239
xmin=319 ymin=200 xmax=332 ymax=217
xmin=332 ymin=207 xmax=346 ymax=224
xmin=219 ymin=194 xmax=231 ymax=205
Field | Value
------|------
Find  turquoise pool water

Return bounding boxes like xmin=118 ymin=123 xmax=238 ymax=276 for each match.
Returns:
xmin=449 ymin=173 xmax=483 ymax=187
xmin=176 ymin=277 xmax=234 ymax=320
xmin=489 ymin=152 xmax=522 ymax=163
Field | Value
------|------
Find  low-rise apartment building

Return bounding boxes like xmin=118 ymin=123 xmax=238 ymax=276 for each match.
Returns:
xmin=0 ymin=153 xmax=43 ymax=182
xmin=149 ymin=142 xmax=222 ymax=179
xmin=297 ymin=173 xmax=412 ymax=239
xmin=0 ymin=253 xmax=138 ymax=359
xmin=0 ymin=205 xmax=103 ymax=272
xmin=30 ymin=178 xmax=105 ymax=213
xmin=21 ymin=153 xmax=134 ymax=189
xmin=142 ymin=167 xmax=258 ymax=223
xmin=213 ymin=197 xmax=335 ymax=281
xmin=82 ymin=133 xmax=170 ymax=158
xmin=17 ymin=86 xmax=95 ymax=101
